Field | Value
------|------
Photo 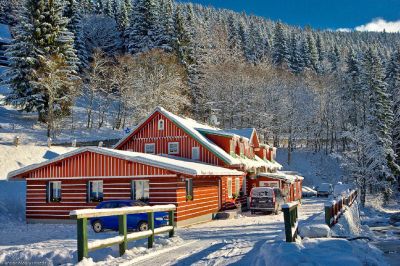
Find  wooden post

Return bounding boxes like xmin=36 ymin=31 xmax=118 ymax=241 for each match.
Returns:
xmin=148 ymin=212 xmax=154 ymax=248
xmin=14 ymin=136 xmax=20 ymax=147
xmin=282 ymin=204 xmax=298 ymax=242
xmin=118 ymin=214 xmax=127 ymax=256
xmin=169 ymin=210 xmax=175 ymax=237
xmin=324 ymin=204 xmax=332 ymax=226
xmin=77 ymin=218 xmax=88 ymax=261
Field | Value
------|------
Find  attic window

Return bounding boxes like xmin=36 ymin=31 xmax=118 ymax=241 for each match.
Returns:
xmin=158 ymin=119 xmax=165 ymax=130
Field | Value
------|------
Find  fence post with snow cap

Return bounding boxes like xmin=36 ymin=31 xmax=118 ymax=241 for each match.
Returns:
xmin=69 ymin=204 xmax=176 ymax=262
xmin=282 ymin=202 xmax=299 ymax=242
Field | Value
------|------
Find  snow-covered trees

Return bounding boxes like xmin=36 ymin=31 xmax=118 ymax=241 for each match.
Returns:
xmin=272 ymin=22 xmax=288 ymax=68
xmin=6 ymin=0 xmax=79 ymax=122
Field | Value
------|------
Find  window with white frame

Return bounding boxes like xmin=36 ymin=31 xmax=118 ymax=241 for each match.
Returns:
xmin=168 ymin=142 xmax=179 ymax=154
xmin=144 ymin=143 xmax=155 ymax=154
xmin=185 ymin=178 xmax=193 ymax=200
xmin=158 ymin=119 xmax=164 ymax=130
xmin=235 ymin=177 xmax=240 ymax=195
xmin=131 ymin=180 xmax=150 ymax=201
xmin=88 ymin=180 xmax=103 ymax=202
xmin=47 ymin=181 xmax=61 ymax=202
xmin=192 ymin=147 xmax=200 ymax=160
xmin=227 ymin=178 xmax=232 ymax=198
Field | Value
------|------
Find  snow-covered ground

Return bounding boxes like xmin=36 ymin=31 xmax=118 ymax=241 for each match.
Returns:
xmin=2 ymin=197 xmax=388 ymax=266
xmin=277 ymin=149 xmax=343 ymax=187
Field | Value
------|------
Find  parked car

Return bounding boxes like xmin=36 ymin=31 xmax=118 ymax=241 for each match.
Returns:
xmin=302 ymin=186 xmax=317 ymax=197
xmin=249 ymin=187 xmax=285 ymax=214
xmin=90 ymin=200 xmax=169 ymax=233
xmin=316 ymin=183 xmax=333 ymax=197
xmin=333 ymin=182 xmax=352 ymax=198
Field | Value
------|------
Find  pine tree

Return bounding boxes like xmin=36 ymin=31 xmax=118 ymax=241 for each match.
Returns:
xmin=288 ymin=32 xmax=302 ymax=73
xmin=5 ymin=0 xmax=79 ymax=122
xmin=362 ymin=47 xmax=399 ymax=201
xmin=306 ymin=33 xmax=319 ymax=72
xmin=272 ymin=22 xmax=288 ymax=68
xmin=174 ymin=4 xmax=193 ymax=66
xmin=158 ymin=0 xmax=175 ymax=52
xmin=328 ymin=45 xmax=340 ymax=72
xmin=65 ymin=0 xmax=88 ymax=70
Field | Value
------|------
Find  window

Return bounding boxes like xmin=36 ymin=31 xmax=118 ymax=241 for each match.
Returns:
xmin=192 ymin=147 xmax=200 ymax=160
xmin=235 ymin=177 xmax=240 ymax=195
xmin=88 ymin=181 xmax=103 ymax=202
xmin=168 ymin=142 xmax=179 ymax=154
xmin=227 ymin=178 xmax=232 ymax=198
xmin=158 ymin=119 xmax=164 ymax=130
xmin=145 ymin=143 xmax=155 ymax=154
xmin=185 ymin=178 xmax=193 ymax=200
xmin=47 ymin=181 xmax=61 ymax=202
xmin=131 ymin=180 xmax=149 ymax=201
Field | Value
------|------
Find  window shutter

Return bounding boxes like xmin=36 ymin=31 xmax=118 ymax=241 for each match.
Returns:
xmin=131 ymin=181 xmax=136 ymax=200
xmin=46 ymin=182 xmax=50 ymax=203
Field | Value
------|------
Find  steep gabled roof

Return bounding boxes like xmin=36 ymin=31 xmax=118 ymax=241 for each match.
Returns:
xmin=7 ymin=147 xmax=244 ymax=180
xmin=114 ymin=107 xmax=278 ymax=170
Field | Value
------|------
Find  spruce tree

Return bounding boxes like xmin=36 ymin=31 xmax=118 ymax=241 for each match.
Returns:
xmin=5 ymin=0 xmax=79 ymax=122
xmin=288 ymin=32 xmax=302 ymax=73
xmin=362 ymin=47 xmax=399 ymax=201
xmin=272 ymin=22 xmax=288 ymax=68
xmin=306 ymin=33 xmax=319 ymax=72
xmin=65 ymin=0 xmax=88 ymax=70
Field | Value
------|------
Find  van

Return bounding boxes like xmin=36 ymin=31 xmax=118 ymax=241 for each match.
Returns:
xmin=250 ymin=187 xmax=285 ymax=214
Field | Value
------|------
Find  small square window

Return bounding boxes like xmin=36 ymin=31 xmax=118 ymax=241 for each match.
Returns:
xmin=145 ymin=143 xmax=155 ymax=154
xmin=47 ymin=181 xmax=61 ymax=202
xmin=158 ymin=119 xmax=164 ymax=130
xmin=192 ymin=147 xmax=200 ymax=160
xmin=168 ymin=142 xmax=179 ymax=154
xmin=88 ymin=180 xmax=103 ymax=202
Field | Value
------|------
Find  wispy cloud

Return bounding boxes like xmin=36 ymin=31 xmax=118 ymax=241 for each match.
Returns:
xmin=354 ymin=18 xmax=400 ymax=33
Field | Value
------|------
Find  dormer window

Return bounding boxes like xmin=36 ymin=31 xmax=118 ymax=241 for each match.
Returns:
xmin=158 ymin=119 xmax=164 ymax=130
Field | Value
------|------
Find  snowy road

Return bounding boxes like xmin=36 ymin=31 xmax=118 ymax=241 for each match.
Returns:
xmin=0 ymin=198 xmax=326 ymax=265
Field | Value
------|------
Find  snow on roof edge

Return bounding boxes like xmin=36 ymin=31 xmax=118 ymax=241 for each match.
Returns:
xmin=7 ymin=147 xmax=244 ymax=180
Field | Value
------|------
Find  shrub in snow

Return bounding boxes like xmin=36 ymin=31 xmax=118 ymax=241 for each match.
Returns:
xmin=299 ymin=224 xmax=331 ymax=238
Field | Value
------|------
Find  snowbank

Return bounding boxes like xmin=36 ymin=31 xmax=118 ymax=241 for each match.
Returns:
xmin=254 ymin=238 xmax=387 ymax=266
xmin=300 ymin=224 xmax=331 ymax=238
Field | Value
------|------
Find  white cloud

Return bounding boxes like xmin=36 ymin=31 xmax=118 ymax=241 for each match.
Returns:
xmin=336 ymin=28 xmax=352 ymax=32
xmin=354 ymin=18 xmax=400 ymax=33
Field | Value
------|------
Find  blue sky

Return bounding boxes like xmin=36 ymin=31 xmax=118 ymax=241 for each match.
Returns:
xmin=178 ymin=0 xmax=400 ymax=31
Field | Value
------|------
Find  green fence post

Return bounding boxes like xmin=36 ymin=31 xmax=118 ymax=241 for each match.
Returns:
xmin=148 ymin=212 xmax=154 ymax=248
xmin=169 ymin=210 xmax=175 ymax=237
xmin=119 ymin=214 xmax=127 ymax=256
xmin=282 ymin=207 xmax=293 ymax=242
xmin=77 ymin=218 xmax=88 ymax=262
xmin=324 ymin=204 xmax=332 ymax=226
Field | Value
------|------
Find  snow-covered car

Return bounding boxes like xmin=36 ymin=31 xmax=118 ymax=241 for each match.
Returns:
xmin=333 ymin=182 xmax=352 ymax=198
xmin=316 ymin=183 xmax=333 ymax=197
xmin=302 ymin=186 xmax=317 ymax=197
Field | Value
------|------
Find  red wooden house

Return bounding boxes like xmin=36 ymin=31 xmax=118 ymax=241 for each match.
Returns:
xmin=7 ymin=147 xmax=245 ymax=226
xmin=113 ymin=107 xmax=302 ymax=201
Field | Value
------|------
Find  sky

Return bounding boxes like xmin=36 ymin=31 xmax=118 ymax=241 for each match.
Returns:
xmin=178 ymin=0 xmax=400 ymax=32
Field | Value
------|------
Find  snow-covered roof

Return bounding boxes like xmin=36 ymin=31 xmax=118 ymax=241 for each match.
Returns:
xmin=224 ymin=128 xmax=255 ymax=140
xmin=258 ymin=171 xmax=303 ymax=184
xmin=7 ymin=147 xmax=244 ymax=180
xmin=113 ymin=107 xmax=278 ymax=170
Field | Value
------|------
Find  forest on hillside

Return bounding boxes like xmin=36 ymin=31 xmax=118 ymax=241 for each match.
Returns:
xmin=1 ymin=0 xmax=400 ymax=204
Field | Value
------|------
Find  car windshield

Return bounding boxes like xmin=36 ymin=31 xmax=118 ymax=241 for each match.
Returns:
xmin=252 ymin=188 xmax=274 ymax=197
xmin=319 ymin=184 xmax=331 ymax=191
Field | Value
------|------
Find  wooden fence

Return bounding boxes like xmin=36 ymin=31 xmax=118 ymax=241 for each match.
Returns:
xmin=282 ymin=202 xmax=299 ymax=242
xmin=324 ymin=190 xmax=358 ymax=227
xmin=69 ymin=204 xmax=176 ymax=262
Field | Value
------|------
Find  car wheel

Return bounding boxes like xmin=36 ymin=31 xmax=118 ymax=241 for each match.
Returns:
xmin=92 ymin=220 xmax=103 ymax=233
xmin=137 ymin=221 xmax=149 ymax=231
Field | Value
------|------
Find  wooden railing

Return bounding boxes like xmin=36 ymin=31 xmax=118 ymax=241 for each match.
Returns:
xmin=324 ymin=190 xmax=358 ymax=227
xmin=69 ymin=204 xmax=176 ymax=262
xmin=282 ymin=202 xmax=299 ymax=242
